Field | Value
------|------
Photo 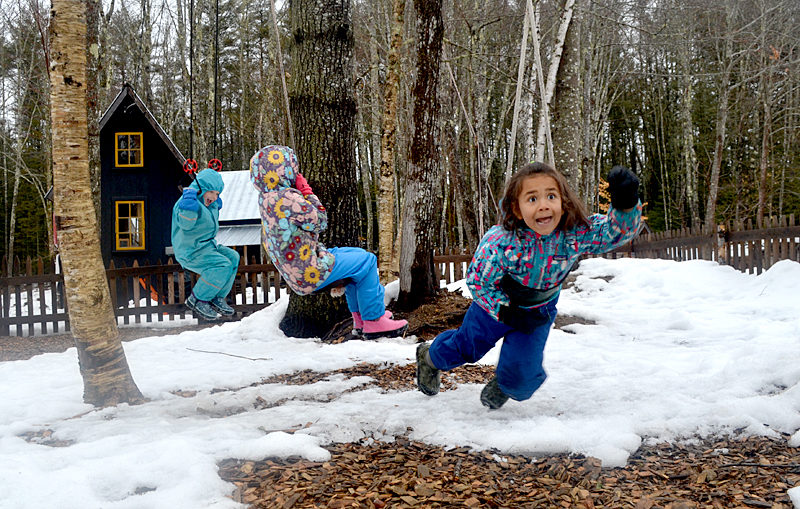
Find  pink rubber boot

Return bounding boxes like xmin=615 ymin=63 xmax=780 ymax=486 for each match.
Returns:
xmin=351 ymin=312 xmax=364 ymax=334
xmin=352 ymin=311 xmax=393 ymax=335
xmin=362 ymin=313 xmax=408 ymax=340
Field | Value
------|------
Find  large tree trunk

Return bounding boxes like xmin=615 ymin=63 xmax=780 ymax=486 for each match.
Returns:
xmin=377 ymin=0 xmax=405 ymax=283
xmin=281 ymin=0 xmax=360 ymax=337
xmin=550 ymin=0 xmax=582 ymax=189
xmin=396 ymin=0 xmax=444 ymax=311
xmin=49 ymin=0 xmax=143 ymax=407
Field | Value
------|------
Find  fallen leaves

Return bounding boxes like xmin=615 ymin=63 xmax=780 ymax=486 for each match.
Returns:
xmin=218 ymin=435 xmax=800 ymax=508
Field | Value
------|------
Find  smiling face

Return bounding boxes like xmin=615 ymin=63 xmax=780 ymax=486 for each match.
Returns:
xmin=202 ymin=190 xmax=220 ymax=207
xmin=514 ymin=175 xmax=564 ymax=236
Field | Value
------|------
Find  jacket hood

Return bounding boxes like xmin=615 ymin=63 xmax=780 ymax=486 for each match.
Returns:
xmin=192 ymin=168 xmax=224 ymax=194
xmin=249 ymin=145 xmax=300 ymax=193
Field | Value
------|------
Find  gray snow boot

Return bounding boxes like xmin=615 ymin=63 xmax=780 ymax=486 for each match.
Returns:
xmin=210 ymin=296 xmax=235 ymax=316
xmin=186 ymin=294 xmax=221 ymax=321
xmin=480 ymin=376 xmax=510 ymax=410
xmin=416 ymin=342 xmax=441 ymax=396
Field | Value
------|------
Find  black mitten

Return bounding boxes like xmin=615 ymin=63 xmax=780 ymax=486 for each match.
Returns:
xmin=607 ymin=165 xmax=639 ymax=210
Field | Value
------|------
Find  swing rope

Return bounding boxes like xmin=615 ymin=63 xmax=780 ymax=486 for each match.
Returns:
xmin=213 ymin=0 xmax=219 ymax=158
xmin=189 ymin=0 xmax=194 ymax=160
xmin=269 ymin=0 xmax=295 ymax=148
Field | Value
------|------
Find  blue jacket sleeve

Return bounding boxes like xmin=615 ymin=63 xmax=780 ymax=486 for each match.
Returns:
xmin=575 ymin=201 xmax=643 ymax=255
xmin=465 ymin=230 xmax=511 ymax=320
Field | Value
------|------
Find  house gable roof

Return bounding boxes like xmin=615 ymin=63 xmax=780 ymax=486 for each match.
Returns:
xmin=99 ymin=84 xmax=185 ymax=164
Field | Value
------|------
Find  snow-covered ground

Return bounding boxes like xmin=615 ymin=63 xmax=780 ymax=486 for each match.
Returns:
xmin=1 ymin=257 xmax=799 ymax=508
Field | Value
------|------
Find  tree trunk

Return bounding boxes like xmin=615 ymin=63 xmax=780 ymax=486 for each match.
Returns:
xmin=49 ymin=0 xmax=144 ymax=407
xmin=282 ymin=0 xmax=360 ymax=337
xmin=85 ymin=0 xmax=102 ymax=218
xmin=507 ymin=9 xmax=529 ymax=182
xmin=378 ymin=0 xmax=405 ymax=283
xmin=679 ymin=36 xmax=699 ymax=227
xmin=550 ymin=0 xmax=582 ymax=189
xmin=396 ymin=0 xmax=444 ymax=311
xmin=705 ymin=84 xmax=731 ymax=229
xmin=756 ymin=9 xmax=774 ymax=229
xmin=531 ymin=0 xmax=574 ymax=165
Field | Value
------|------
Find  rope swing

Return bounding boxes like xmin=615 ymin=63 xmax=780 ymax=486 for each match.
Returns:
xmin=269 ymin=0 xmax=295 ymax=148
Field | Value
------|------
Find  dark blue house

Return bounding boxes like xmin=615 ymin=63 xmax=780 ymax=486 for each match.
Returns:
xmin=98 ymin=84 xmax=191 ymax=268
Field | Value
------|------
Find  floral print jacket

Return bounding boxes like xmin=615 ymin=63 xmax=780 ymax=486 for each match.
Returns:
xmin=250 ymin=145 xmax=335 ymax=295
xmin=467 ymin=203 xmax=643 ymax=321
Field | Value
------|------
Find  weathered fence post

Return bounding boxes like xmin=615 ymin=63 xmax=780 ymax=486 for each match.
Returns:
xmin=716 ymin=224 xmax=729 ymax=265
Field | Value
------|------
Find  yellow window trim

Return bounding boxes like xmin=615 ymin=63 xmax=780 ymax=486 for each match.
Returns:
xmin=115 ymin=132 xmax=144 ymax=167
xmin=115 ymin=200 xmax=146 ymax=251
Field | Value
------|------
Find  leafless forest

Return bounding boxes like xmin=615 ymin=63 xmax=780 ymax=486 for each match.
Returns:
xmin=2 ymin=0 xmax=799 ymax=263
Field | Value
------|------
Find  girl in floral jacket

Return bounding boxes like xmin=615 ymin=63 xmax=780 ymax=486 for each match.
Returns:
xmin=250 ymin=145 xmax=407 ymax=339
xmin=416 ymin=162 xmax=642 ymax=409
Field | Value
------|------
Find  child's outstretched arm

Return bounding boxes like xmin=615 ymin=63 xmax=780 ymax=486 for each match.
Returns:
xmin=577 ymin=166 xmax=642 ymax=254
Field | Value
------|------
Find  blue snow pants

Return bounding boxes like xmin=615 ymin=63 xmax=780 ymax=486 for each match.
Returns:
xmin=316 ymin=247 xmax=386 ymax=321
xmin=185 ymin=245 xmax=240 ymax=302
xmin=427 ymin=298 xmax=558 ymax=401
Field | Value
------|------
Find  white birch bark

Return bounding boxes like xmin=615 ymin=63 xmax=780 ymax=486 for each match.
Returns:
xmin=529 ymin=0 xmax=574 ymax=164
xmin=506 ymin=8 xmax=530 ymax=181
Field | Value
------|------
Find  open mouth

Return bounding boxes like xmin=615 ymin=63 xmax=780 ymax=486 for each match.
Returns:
xmin=535 ymin=216 xmax=553 ymax=226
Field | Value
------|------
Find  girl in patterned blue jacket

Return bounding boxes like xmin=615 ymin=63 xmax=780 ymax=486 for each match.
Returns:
xmin=416 ymin=162 xmax=642 ymax=409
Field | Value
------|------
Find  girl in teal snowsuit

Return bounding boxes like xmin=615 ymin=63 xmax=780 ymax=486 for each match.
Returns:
xmin=416 ymin=162 xmax=642 ymax=409
xmin=171 ymin=168 xmax=240 ymax=320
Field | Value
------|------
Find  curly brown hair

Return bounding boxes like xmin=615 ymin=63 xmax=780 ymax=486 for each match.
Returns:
xmin=500 ymin=162 xmax=590 ymax=232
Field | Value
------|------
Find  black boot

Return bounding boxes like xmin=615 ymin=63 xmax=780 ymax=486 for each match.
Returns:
xmin=416 ymin=342 xmax=441 ymax=396
xmin=480 ymin=376 xmax=510 ymax=409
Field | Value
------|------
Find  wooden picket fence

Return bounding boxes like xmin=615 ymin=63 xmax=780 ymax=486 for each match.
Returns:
xmin=0 ymin=214 xmax=798 ymax=336
xmin=0 ymin=254 xmax=471 ymax=337
xmin=606 ymin=214 xmax=800 ymax=274
xmin=0 ymin=256 xmax=286 ymax=337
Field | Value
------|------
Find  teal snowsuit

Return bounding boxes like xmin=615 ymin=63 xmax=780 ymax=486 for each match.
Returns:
xmin=171 ymin=168 xmax=240 ymax=302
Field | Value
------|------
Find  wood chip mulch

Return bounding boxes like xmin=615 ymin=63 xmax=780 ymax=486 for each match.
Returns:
xmin=218 ymin=435 xmax=800 ymax=509
xmin=259 ymin=362 xmax=495 ymax=393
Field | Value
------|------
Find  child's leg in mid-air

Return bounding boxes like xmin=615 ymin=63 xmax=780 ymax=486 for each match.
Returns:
xmin=319 ymin=247 xmax=384 ymax=318
xmin=189 ymin=249 xmax=239 ymax=302
xmin=318 ymin=247 xmax=407 ymax=337
xmin=494 ymin=298 xmax=558 ymax=401
xmin=427 ymin=302 xmax=511 ymax=370
xmin=417 ymin=302 xmax=509 ymax=397
xmin=213 ymin=245 xmax=241 ymax=300
xmin=181 ymin=247 xmax=240 ymax=320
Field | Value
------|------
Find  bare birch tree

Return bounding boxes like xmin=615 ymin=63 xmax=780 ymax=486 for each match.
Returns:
xmin=49 ymin=0 xmax=143 ymax=406
xmin=378 ymin=0 xmax=405 ymax=282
